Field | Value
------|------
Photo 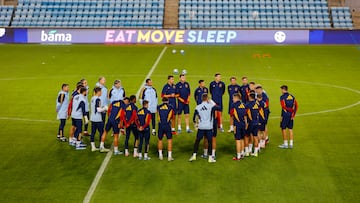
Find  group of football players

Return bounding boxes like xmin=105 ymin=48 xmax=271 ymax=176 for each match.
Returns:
xmin=56 ymin=73 xmax=298 ymax=162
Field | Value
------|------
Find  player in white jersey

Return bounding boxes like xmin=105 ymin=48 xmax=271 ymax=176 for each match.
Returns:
xmin=90 ymin=87 xmax=107 ymax=151
xmin=71 ymin=87 xmax=89 ymax=150
xmin=56 ymin=84 xmax=69 ymax=142
xmin=189 ymin=93 xmax=220 ymax=163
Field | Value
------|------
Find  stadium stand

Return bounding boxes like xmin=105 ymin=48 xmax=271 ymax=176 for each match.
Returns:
xmin=11 ymin=0 xmax=164 ymax=28
xmin=0 ymin=5 xmax=13 ymax=27
xmin=179 ymin=0 xmax=332 ymax=29
xmin=331 ymin=7 xmax=353 ymax=28
xmin=0 ymin=0 xmax=357 ymax=29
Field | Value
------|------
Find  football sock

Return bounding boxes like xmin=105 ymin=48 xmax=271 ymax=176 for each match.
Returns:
xmin=125 ymin=149 xmax=129 ymax=154
xmin=237 ymin=153 xmax=241 ymax=159
xmin=171 ymin=128 xmax=175 ymax=131
xmin=114 ymin=146 xmax=118 ymax=152
xmin=91 ymin=142 xmax=95 ymax=149
xmin=290 ymin=140 xmax=293 ymax=146
xmin=203 ymin=149 xmax=208 ymax=156
xmin=178 ymin=125 xmax=181 ymax=130
xmin=159 ymin=150 xmax=163 ymax=156
xmin=212 ymin=149 xmax=216 ymax=156
xmin=249 ymin=144 xmax=253 ymax=151
xmin=134 ymin=148 xmax=138 ymax=154
xmin=230 ymin=125 xmax=234 ymax=131
xmin=220 ymin=124 xmax=223 ymax=128
xmin=100 ymin=142 xmax=104 ymax=148
xmin=192 ymin=153 xmax=197 ymax=157
xmin=186 ymin=126 xmax=190 ymax=130
xmin=168 ymin=151 xmax=172 ymax=158
xmin=144 ymin=153 xmax=148 ymax=158
xmin=284 ymin=140 xmax=288 ymax=146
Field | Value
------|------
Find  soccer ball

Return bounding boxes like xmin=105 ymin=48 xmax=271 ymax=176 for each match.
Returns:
xmin=180 ymin=50 xmax=185 ymax=55
xmin=252 ymin=11 xmax=259 ymax=19
xmin=172 ymin=49 xmax=177 ymax=54
xmin=173 ymin=68 xmax=179 ymax=74
xmin=181 ymin=69 xmax=187 ymax=75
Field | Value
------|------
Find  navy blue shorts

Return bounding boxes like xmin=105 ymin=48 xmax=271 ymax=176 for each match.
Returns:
xmin=258 ymin=122 xmax=266 ymax=131
xmin=264 ymin=109 xmax=270 ymax=124
xmin=105 ymin=119 xmax=120 ymax=134
xmin=281 ymin=115 xmax=294 ymax=129
xmin=234 ymin=126 xmax=246 ymax=140
xmin=247 ymin=124 xmax=258 ymax=136
xmin=158 ymin=124 xmax=172 ymax=140
xmin=72 ymin=118 xmax=82 ymax=128
xmin=196 ymin=129 xmax=213 ymax=141
xmin=177 ymin=102 xmax=190 ymax=115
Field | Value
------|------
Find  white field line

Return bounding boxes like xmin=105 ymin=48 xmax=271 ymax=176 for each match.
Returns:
xmin=82 ymin=46 xmax=167 ymax=203
xmin=0 ymin=117 xmax=57 ymax=123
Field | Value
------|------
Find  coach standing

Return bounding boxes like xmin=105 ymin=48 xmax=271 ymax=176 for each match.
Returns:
xmin=96 ymin=76 xmax=108 ymax=124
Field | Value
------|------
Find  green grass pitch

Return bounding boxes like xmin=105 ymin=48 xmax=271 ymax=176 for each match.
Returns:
xmin=0 ymin=44 xmax=359 ymax=202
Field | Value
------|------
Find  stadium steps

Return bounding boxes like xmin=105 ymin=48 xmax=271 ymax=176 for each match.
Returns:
xmin=3 ymin=0 xmax=17 ymax=6
xmin=163 ymin=0 xmax=179 ymax=29
xmin=327 ymin=0 xmax=344 ymax=7
xmin=351 ymin=11 xmax=360 ymax=29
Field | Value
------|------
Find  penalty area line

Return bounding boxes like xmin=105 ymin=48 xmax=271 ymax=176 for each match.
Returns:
xmin=83 ymin=46 xmax=167 ymax=203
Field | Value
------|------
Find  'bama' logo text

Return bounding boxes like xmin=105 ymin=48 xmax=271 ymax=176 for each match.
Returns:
xmin=41 ymin=30 xmax=72 ymax=42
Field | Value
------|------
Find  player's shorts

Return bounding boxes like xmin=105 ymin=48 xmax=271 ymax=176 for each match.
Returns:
xmin=196 ymin=129 xmax=212 ymax=141
xmin=215 ymin=102 xmax=223 ymax=112
xmin=177 ymin=102 xmax=190 ymax=115
xmin=280 ymin=115 xmax=294 ymax=129
xmin=72 ymin=118 xmax=82 ymax=127
xmin=246 ymin=123 xmax=258 ymax=136
xmin=158 ymin=124 xmax=172 ymax=140
xmin=258 ymin=122 xmax=266 ymax=131
xmin=234 ymin=126 xmax=246 ymax=140
xmin=105 ymin=119 xmax=120 ymax=134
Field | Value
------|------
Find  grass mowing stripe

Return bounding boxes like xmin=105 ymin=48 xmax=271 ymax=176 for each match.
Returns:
xmin=83 ymin=46 xmax=167 ymax=203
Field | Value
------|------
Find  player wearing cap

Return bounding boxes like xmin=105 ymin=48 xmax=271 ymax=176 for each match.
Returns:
xmin=279 ymin=85 xmax=298 ymax=149
xmin=227 ymin=76 xmax=241 ymax=133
